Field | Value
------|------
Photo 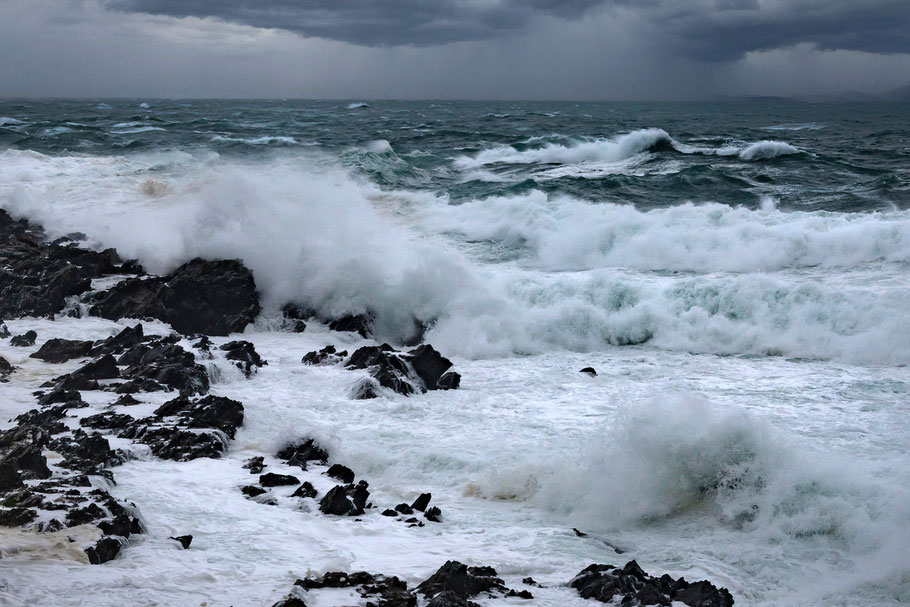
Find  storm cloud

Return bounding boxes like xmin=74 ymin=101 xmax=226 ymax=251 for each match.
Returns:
xmin=110 ymin=0 xmax=910 ymax=59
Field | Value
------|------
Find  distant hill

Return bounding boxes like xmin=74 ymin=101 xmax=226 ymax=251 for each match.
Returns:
xmin=881 ymin=83 xmax=910 ymax=102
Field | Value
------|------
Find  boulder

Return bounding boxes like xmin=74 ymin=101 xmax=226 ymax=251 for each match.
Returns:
xmin=416 ymin=561 xmax=507 ymax=599
xmin=326 ymin=463 xmax=355 ymax=484
xmin=85 ymin=536 xmax=122 ymax=564
xmin=301 ymin=345 xmax=346 ymax=366
xmin=411 ymin=492 xmax=432 ymax=512
xmin=259 ymin=473 xmax=300 ymax=487
xmin=219 ymin=340 xmax=266 ymax=377
xmin=91 ymin=258 xmax=260 ymax=336
xmin=580 ymin=367 xmax=597 ymax=377
xmin=30 ymin=338 xmax=94 ymax=363
xmin=328 ymin=313 xmax=373 ymax=338
xmin=10 ymin=330 xmax=37 ymax=347
xmin=291 ymin=482 xmax=318 ymax=499
xmin=569 ymin=561 xmax=734 ymax=607
xmin=169 ymin=534 xmax=193 ymax=549
xmin=408 ymin=345 xmax=453 ymax=389
xmin=277 ymin=439 xmax=328 ymax=470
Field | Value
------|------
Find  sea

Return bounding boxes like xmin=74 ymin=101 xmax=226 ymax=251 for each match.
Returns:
xmin=0 ymin=99 xmax=909 ymax=606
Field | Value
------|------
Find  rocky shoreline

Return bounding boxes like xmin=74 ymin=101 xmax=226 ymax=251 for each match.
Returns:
xmin=0 ymin=208 xmax=734 ymax=606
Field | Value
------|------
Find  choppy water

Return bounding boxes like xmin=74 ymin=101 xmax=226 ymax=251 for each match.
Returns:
xmin=1 ymin=99 xmax=909 ymax=606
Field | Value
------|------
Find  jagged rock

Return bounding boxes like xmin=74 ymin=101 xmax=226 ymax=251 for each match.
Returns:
xmin=436 ymin=371 xmax=461 ymax=390
xmin=291 ymin=321 xmax=306 ymax=333
xmin=2 ymin=489 xmax=44 ymax=509
xmin=425 ymin=506 xmax=442 ymax=523
xmin=291 ymin=482 xmax=318 ymax=499
xmin=125 ymin=426 xmax=227 ymax=461
xmin=98 ymin=514 xmax=137 ymax=537
xmin=153 ymin=395 xmax=244 ymax=439
xmin=122 ymin=341 xmax=209 ymax=395
xmin=85 ymin=536 xmax=122 ymax=564
xmin=259 ymin=473 xmax=300 ymax=487
xmin=242 ymin=485 xmax=267 ymax=497
xmin=506 ymin=589 xmax=534 ymax=599
xmin=0 ymin=355 xmax=16 ymax=381
xmin=569 ymin=561 xmax=734 ymax=607
xmin=30 ymin=338 xmax=94 ymax=363
xmin=426 ymin=590 xmax=479 ymax=607
xmin=169 ymin=534 xmax=193 ymax=549
xmin=295 ymin=571 xmax=415 ymax=607
xmin=90 ymin=258 xmax=260 ymax=336
xmin=346 ymin=346 xmax=417 ymax=396
xmin=408 ymin=345 xmax=453 ymax=390
xmin=395 ymin=503 xmax=414 ymax=515
xmin=0 ymin=507 xmax=37 ymax=526
xmin=114 ymin=394 xmax=141 ymax=406
xmin=349 ymin=377 xmax=380 ymax=399
xmin=66 ymin=502 xmax=106 ymax=526
xmin=329 ymin=313 xmax=373 ymax=338
xmin=220 ymin=340 xmax=265 ymax=377
xmin=416 ymin=561 xmax=507 ymax=599
xmin=580 ymin=367 xmax=597 ymax=377
xmin=92 ymin=324 xmax=144 ymax=357
xmin=0 ymin=322 xmax=9 ymax=338
xmin=277 ymin=439 xmax=328 ymax=470
xmin=522 ymin=577 xmax=541 ymax=587
xmin=10 ymin=330 xmax=37 ymax=347
xmin=243 ymin=456 xmax=265 ymax=474
xmin=301 ymin=345 xmax=346 ymax=366
xmin=80 ymin=412 xmax=135 ymax=430
xmin=318 ymin=481 xmax=370 ymax=516
xmin=272 ymin=598 xmax=307 ymax=607
xmin=49 ymin=430 xmax=121 ymax=472
xmin=326 ymin=463 xmax=355 ymax=484
xmin=411 ymin=493 xmax=431 ymax=512
xmin=0 ymin=440 xmax=51 ymax=479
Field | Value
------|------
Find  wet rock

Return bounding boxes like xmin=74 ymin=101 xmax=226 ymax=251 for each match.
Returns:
xmin=153 ymin=395 xmax=244 ymax=439
xmin=122 ymin=341 xmax=209 ymax=395
xmin=291 ymin=481 xmax=318 ymax=499
xmin=99 ymin=514 xmax=137 ymax=537
xmin=569 ymin=561 xmax=734 ymax=607
xmin=92 ymin=324 xmax=144 ymax=357
xmin=328 ymin=313 xmax=373 ymax=338
xmin=522 ymin=577 xmax=541 ymax=587
xmin=66 ymin=502 xmax=106 ymax=526
xmin=411 ymin=492 xmax=431 ymax=512
xmin=169 ymin=534 xmax=193 ymax=549
xmin=131 ymin=428 xmax=227 ymax=461
xmin=326 ymin=463 xmax=355 ymax=484
xmin=417 ymin=561 xmax=507 ymax=599
xmin=301 ymin=345 xmax=346 ymax=366
xmin=243 ymin=456 xmax=265 ymax=474
xmin=318 ymin=481 xmax=370 ymax=517
xmin=90 ymin=258 xmax=260 ymax=336
xmin=349 ymin=377 xmax=380 ymax=400
xmin=114 ymin=394 xmax=141 ymax=406
xmin=219 ymin=340 xmax=266 ymax=377
xmin=0 ymin=507 xmax=37 ymax=526
xmin=426 ymin=590 xmax=479 ymax=607
xmin=272 ymin=597 xmax=307 ymax=607
xmin=291 ymin=320 xmax=306 ymax=333
xmin=346 ymin=346 xmax=417 ymax=396
xmin=30 ymin=338 xmax=94 ymax=363
xmin=408 ymin=345 xmax=453 ymax=390
xmin=85 ymin=536 xmax=122 ymax=564
xmin=259 ymin=473 xmax=300 ymax=487
xmin=80 ymin=412 xmax=135 ymax=431
xmin=1 ymin=440 xmax=51 ymax=479
xmin=242 ymin=485 xmax=267 ymax=497
xmin=580 ymin=367 xmax=597 ymax=377
xmin=382 ymin=508 xmax=399 ymax=517
xmin=436 ymin=371 xmax=461 ymax=390
xmin=10 ymin=330 xmax=37 ymax=347
xmin=0 ymin=355 xmax=14 ymax=382
xmin=506 ymin=589 xmax=534 ymax=599
xmin=0 ymin=464 xmax=24 ymax=494
xmin=424 ymin=506 xmax=442 ymax=523
xmin=395 ymin=503 xmax=414 ymax=515
xmin=296 ymin=571 xmax=415 ymax=607
xmin=0 ymin=322 xmax=9 ymax=338
xmin=49 ymin=430 xmax=121 ymax=472
xmin=277 ymin=439 xmax=328 ymax=470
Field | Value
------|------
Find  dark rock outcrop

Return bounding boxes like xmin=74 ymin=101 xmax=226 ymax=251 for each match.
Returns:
xmin=318 ymin=481 xmax=370 ymax=516
xmin=328 ymin=313 xmax=373 ymax=338
xmin=169 ymin=534 xmax=193 ymax=549
xmin=301 ymin=345 xmax=347 ymax=366
xmin=259 ymin=473 xmax=300 ymax=487
xmin=569 ymin=561 xmax=734 ymax=607
xmin=277 ymin=439 xmax=328 ymax=470
xmin=326 ymin=463 xmax=355 ymax=484
xmin=91 ymin=258 xmax=260 ymax=336
xmin=85 ymin=536 xmax=122 ymax=564
xmin=345 ymin=344 xmax=459 ymax=397
xmin=580 ymin=367 xmax=597 ymax=377
xmin=0 ymin=355 xmax=14 ymax=382
xmin=30 ymin=338 xmax=94 ymax=363
xmin=10 ymin=330 xmax=37 ymax=347
xmin=220 ymin=340 xmax=266 ymax=377
xmin=416 ymin=561 xmax=507 ymax=600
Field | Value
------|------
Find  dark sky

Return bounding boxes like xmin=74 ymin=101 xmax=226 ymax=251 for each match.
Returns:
xmin=1 ymin=0 xmax=908 ymax=99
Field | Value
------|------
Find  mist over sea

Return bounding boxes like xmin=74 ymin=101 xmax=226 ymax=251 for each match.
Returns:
xmin=1 ymin=99 xmax=909 ymax=606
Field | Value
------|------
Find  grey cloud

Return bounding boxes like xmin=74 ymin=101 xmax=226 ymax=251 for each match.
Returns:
xmin=109 ymin=0 xmax=910 ymax=60
xmin=107 ymin=0 xmax=606 ymax=46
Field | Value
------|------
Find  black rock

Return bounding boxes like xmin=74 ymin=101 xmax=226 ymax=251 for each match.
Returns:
xmin=569 ymin=561 xmax=734 ymax=607
xmin=49 ymin=430 xmax=121 ymax=472
xmin=0 ymin=355 xmax=14 ymax=381
xmin=66 ymin=502 xmax=106 ymax=526
xmin=219 ymin=340 xmax=266 ymax=377
xmin=416 ymin=561 xmax=507 ymax=599
xmin=81 ymin=412 xmax=135 ymax=430
xmin=0 ymin=463 xmax=24 ymax=492
xmin=319 ymin=485 xmax=356 ymax=516
xmin=522 ymin=577 xmax=541 ymax=587
xmin=277 ymin=439 xmax=328 ymax=470
xmin=291 ymin=481 xmax=318 ymax=499
xmin=0 ymin=322 xmax=9 ymax=338
xmin=243 ymin=456 xmax=266 ymax=474
xmin=295 ymin=571 xmax=415 ymax=607
xmin=382 ymin=508 xmax=399 ymax=517
xmin=122 ymin=341 xmax=210 ymax=395
xmin=346 ymin=346 xmax=417 ymax=396
xmin=329 ymin=313 xmax=373 ymax=338
xmin=242 ymin=485 xmax=267 ymax=497
xmin=91 ymin=258 xmax=260 ymax=336
xmin=169 ymin=534 xmax=193 ymax=549
xmin=131 ymin=427 xmax=227 ymax=461
xmin=272 ymin=598 xmax=307 ymax=607
xmin=349 ymin=377 xmax=380 ymax=399
xmin=436 ymin=371 xmax=461 ymax=390
xmin=114 ymin=394 xmax=141 ymax=406
xmin=99 ymin=514 xmax=137 ymax=538
xmin=426 ymin=590 xmax=479 ymax=607
xmin=259 ymin=473 xmax=300 ymax=487
xmin=153 ymin=395 xmax=244 ymax=439
xmin=302 ymin=345 xmax=345 ymax=366
xmin=30 ymin=338 xmax=94 ymax=363
xmin=0 ymin=507 xmax=36 ymax=526
xmin=395 ymin=503 xmax=414 ymax=515
xmin=506 ymin=589 xmax=534 ymax=599
xmin=424 ymin=506 xmax=442 ymax=523
xmin=326 ymin=463 xmax=355 ymax=484
xmin=85 ymin=536 xmax=122 ymax=564
xmin=411 ymin=492 xmax=431 ymax=512
xmin=408 ymin=345 xmax=453 ymax=390
xmin=10 ymin=330 xmax=37 ymax=347
xmin=580 ymin=367 xmax=597 ymax=377
xmin=291 ymin=320 xmax=306 ymax=333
